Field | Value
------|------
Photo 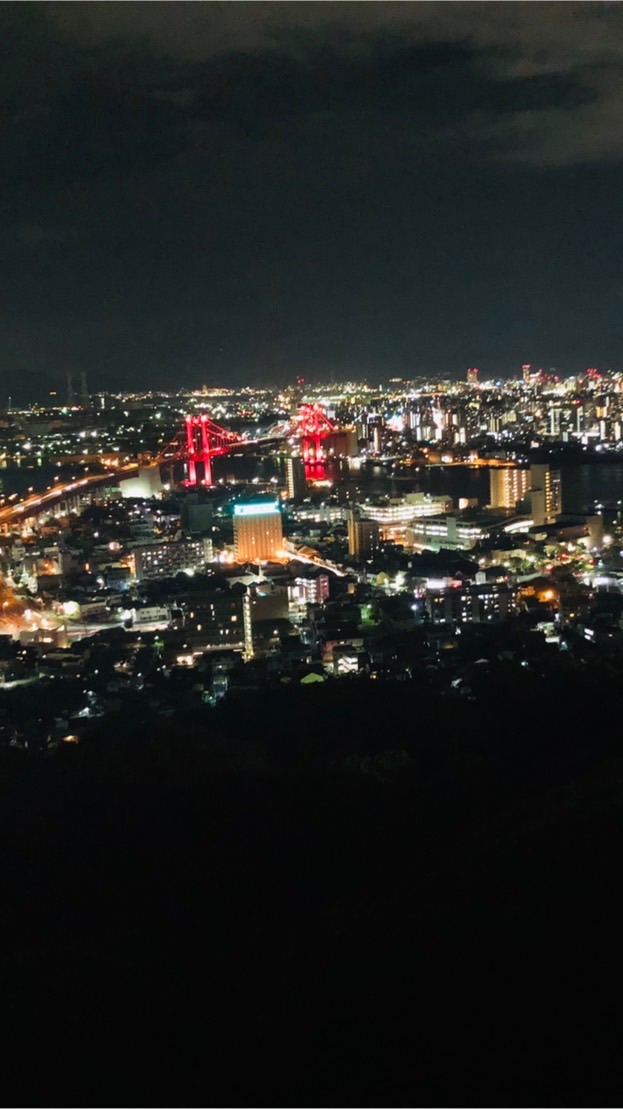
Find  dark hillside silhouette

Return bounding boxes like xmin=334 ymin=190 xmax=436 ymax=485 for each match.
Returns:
xmin=0 ymin=670 xmax=621 ymax=1104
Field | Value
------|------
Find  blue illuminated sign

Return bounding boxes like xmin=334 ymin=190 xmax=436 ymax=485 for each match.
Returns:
xmin=233 ymin=502 xmax=280 ymax=517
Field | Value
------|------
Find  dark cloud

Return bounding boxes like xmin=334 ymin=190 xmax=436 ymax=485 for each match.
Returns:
xmin=37 ymin=1 xmax=623 ymax=165
xmin=0 ymin=3 xmax=620 ymax=189
xmin=2 ymin=2 xmax=623 ymax=394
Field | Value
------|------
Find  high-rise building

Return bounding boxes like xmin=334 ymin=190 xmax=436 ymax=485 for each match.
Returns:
xmin=368 ymin=416 xmax=384 ymax=454
xmin=242 ymin=584 xmax=290 ymax=659
xmin=285 ymin=455 xmax=307 ymax=499
xmin=549 ymin=407 xmax=562 ymax=437
xmin=347 ymin=508 xmax=381 ymax=559
xmin=233 ymin=500 xmax=284 ymax=563
xmin=529 ymin=463 xmax=562 ymax=525
xmin=489 ymin=467 xmax=531 ymax=510
xmin=489 ymin=463 xmax=561 ymax=523
xmin=467 ymin=367 xmax=479 ymax=386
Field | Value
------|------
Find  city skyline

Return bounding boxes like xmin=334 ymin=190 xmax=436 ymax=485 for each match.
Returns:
xmin=4 ymin=5 xmax=623 ymax=1096
xmin=3 ymin=2 xmax=623 ymax=397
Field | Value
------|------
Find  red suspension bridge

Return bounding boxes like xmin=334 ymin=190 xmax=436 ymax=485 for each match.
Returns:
xmin=0 ymin=406 xmax=343 ymax=532
xmin=154 ymin=404 xmax=338 ymax=487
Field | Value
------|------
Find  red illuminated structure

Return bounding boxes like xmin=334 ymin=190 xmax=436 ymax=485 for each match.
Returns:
xmin=156 ymin=403 xmax=336 ymax=487
xmin=156 ymin=415 xmax=242 ymax=486
xmin=184 ymin=415 xmax=242 ymax=485
xmin=296 ymin=403 xmax=335 ymax=465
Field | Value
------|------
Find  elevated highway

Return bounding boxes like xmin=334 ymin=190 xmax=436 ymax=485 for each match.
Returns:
xmin=0 ymin=465 xmax=138 ymax=531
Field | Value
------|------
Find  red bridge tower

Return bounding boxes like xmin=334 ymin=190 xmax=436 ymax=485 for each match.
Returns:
xmin=297 ymin=403 xmax=336 ymax=465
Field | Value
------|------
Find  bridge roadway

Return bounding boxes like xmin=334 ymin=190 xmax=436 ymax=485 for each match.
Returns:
xmin=0 ymin=465 xmax=139 ymax=529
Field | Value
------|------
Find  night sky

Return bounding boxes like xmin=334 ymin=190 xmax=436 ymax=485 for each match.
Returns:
xmin=3 ymin=1 xmax=623 ymax=395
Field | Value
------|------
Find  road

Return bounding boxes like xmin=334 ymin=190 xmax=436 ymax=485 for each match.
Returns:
xmin=0 ymin=465 xmax=139 ymax=527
